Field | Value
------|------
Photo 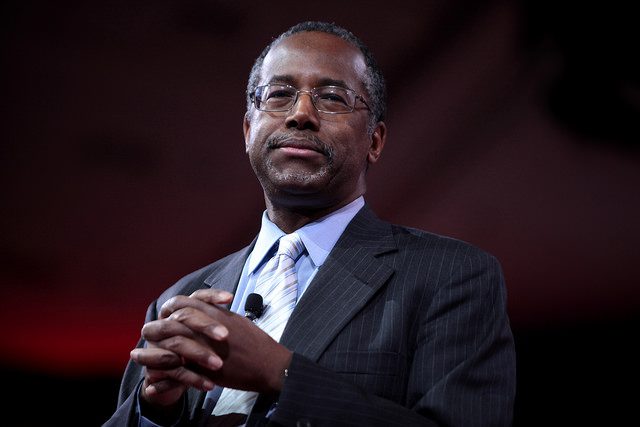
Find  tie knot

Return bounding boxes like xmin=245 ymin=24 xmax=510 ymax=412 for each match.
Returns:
xmin=277 ymin=233 xmax=305 ymax=260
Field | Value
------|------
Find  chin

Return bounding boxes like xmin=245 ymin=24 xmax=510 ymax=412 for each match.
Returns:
xmin=263 ymin=176 xmax=326 ymax=200
xmin=273 ymin=167 xmax=331 ymax=187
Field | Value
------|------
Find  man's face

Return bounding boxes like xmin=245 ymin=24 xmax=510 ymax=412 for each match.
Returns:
xmin=244 ymin=31 xmax=385 ymax=211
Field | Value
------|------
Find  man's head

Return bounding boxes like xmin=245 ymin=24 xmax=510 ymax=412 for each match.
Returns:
xmin=243 ymin=22 xmax=387 ymax=215
xmin=247 ymin=21 xmax=387 ymax=132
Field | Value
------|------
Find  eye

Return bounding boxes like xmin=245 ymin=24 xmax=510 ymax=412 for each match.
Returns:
xmin=253 ymin=85 xmax=298 ymax=111
xmin=316 ymin=87 xmax=352 ymax=106
xmin=266 ymin=87 xmax=295 ymax=100
xmin=319 ymin=93 xmax=348 ymax=104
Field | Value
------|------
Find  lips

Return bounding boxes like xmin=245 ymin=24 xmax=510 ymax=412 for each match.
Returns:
xmin=266 ymin=133 xmax=331 ymax=157
xmin=277 ymin=139 xmax=323 ymax=153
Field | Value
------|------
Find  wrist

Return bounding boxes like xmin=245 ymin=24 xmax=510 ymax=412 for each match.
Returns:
xmin=267 ymin=349 xmax=293 ymax=393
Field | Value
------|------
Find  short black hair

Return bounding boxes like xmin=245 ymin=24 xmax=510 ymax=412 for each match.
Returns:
xmin=246 ymin=21 xmax=387 ymax=129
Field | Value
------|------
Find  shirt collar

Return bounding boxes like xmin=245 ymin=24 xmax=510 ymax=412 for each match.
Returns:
xmin=247 ymin=196 xmax=365 ymax=274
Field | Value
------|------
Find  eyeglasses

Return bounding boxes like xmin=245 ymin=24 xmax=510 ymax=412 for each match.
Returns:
xmin=250 ymin=84 xmax=370 ymax=114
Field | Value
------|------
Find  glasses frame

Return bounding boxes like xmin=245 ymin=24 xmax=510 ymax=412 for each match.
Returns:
xmin=250 ymin=83 xmax=371 ymax=114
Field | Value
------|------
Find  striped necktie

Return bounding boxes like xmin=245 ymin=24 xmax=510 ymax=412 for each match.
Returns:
xmin=211 ymin=233 xmax=305 ymax=419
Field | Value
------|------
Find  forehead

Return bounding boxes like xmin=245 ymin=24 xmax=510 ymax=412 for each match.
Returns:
xmin=260 ymin=31 xmax=367 ymax=89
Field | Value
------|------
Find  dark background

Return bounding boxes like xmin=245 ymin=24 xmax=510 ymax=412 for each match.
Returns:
xmin=2 ymin=1 xmax=638 ymax=425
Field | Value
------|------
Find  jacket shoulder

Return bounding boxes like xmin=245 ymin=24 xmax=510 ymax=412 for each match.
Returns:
xmin=390 ymin=223 xmax=501 ymax=266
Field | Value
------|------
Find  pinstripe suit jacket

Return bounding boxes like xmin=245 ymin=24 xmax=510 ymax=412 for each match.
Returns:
xmin=104 ymin=206 xmax=516 ymax=427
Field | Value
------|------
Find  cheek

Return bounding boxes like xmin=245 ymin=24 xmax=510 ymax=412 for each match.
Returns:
xmin=331 ymin=140 xmax=370 ymax=177
xmin=247 ymin=118 xmax=276 ymax=145
xmin=245 ymin=132 xmax=255 ymax=154
xmin=245 ymin=124 xmax=266 ymax=154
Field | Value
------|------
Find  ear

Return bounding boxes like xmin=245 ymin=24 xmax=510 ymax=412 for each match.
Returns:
xmin=367 ymin=121 xmax=386 ymax=164
xmin=243 ymin=112 xmax=251 ymax=153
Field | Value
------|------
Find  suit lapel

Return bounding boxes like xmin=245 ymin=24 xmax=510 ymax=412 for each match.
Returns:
xmin=280 ymin=206 xmax=397 ymax=361
xmin=203 ymin=243 xmax=254 ymax=294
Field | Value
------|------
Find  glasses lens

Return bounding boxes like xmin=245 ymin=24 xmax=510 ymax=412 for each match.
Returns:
xmin=255 ymin=85 xmax=296 ymax=111
xmin=314 ymin=86 xmax=356 ymax=113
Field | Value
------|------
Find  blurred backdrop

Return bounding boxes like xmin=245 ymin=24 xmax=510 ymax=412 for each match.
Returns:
xmin=1 ymin=0 xmax=638 ymax=425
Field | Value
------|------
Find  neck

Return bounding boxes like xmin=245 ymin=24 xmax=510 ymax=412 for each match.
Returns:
xmin=264 ymin=196 xmax=359 ymax=234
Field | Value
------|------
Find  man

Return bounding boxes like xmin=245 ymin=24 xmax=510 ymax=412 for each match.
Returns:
xmin=104 ymin=21 xmax=516 ymax=427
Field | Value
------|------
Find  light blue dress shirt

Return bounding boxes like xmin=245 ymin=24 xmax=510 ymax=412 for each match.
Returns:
xmin=229 ymin=196 xmax=365 ymax=317
xmin=139 ymin=197 xmax=365 ymax=427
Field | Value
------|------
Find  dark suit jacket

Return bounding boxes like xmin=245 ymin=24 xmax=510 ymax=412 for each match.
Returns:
xmin=104 ymin=206 xmax=516 ymax=426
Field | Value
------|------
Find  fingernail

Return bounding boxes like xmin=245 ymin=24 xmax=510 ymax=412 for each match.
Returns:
xmin=146 ymin=384 xmax=157 ymax=395
xmin=208 ymin=355 xmax=222 ymax=370
xmin=203 ymin=379 xmax=215 ymax=390
xmin=212 ymin=325 xmax=228 ymax=339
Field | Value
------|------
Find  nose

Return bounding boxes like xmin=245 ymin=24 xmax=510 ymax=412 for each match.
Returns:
xmin=285 ymin=91 xmax=320 ymax=131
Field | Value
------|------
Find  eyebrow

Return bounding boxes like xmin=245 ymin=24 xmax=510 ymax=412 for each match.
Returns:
xmin=267 ymin=74 xmax=351 ymax=89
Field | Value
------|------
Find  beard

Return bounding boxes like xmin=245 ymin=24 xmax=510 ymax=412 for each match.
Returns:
xmin=249 ymin=131 xmax=336 ymax=194
xmin=265 ymin=131 xmax=334 ymax=184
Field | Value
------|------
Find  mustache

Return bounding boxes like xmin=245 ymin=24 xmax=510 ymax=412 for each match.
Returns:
xmin=266 ymin=133 xmax=333 ymax=158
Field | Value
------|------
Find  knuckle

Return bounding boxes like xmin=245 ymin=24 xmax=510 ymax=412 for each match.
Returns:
xmin=163 ymin=296 xmax=178 ymax=311
xmin=162 ymin=295 xmax=188 ymax=313
xmin=170 ymin=307 xmax=194 ymax=322
xmin=156 ymin=320 xmax=173 ymax=335
xmin=163 ymin=336 xmax=185 ymax=353
xmin=173 ymin=367 xmax=197 ymax=385
xmin=159 ymin=351 xmax=181 ymax=366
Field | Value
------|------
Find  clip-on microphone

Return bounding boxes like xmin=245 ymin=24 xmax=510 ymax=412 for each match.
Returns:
xmin=244 ymin=293 xmax=264 ymax=321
